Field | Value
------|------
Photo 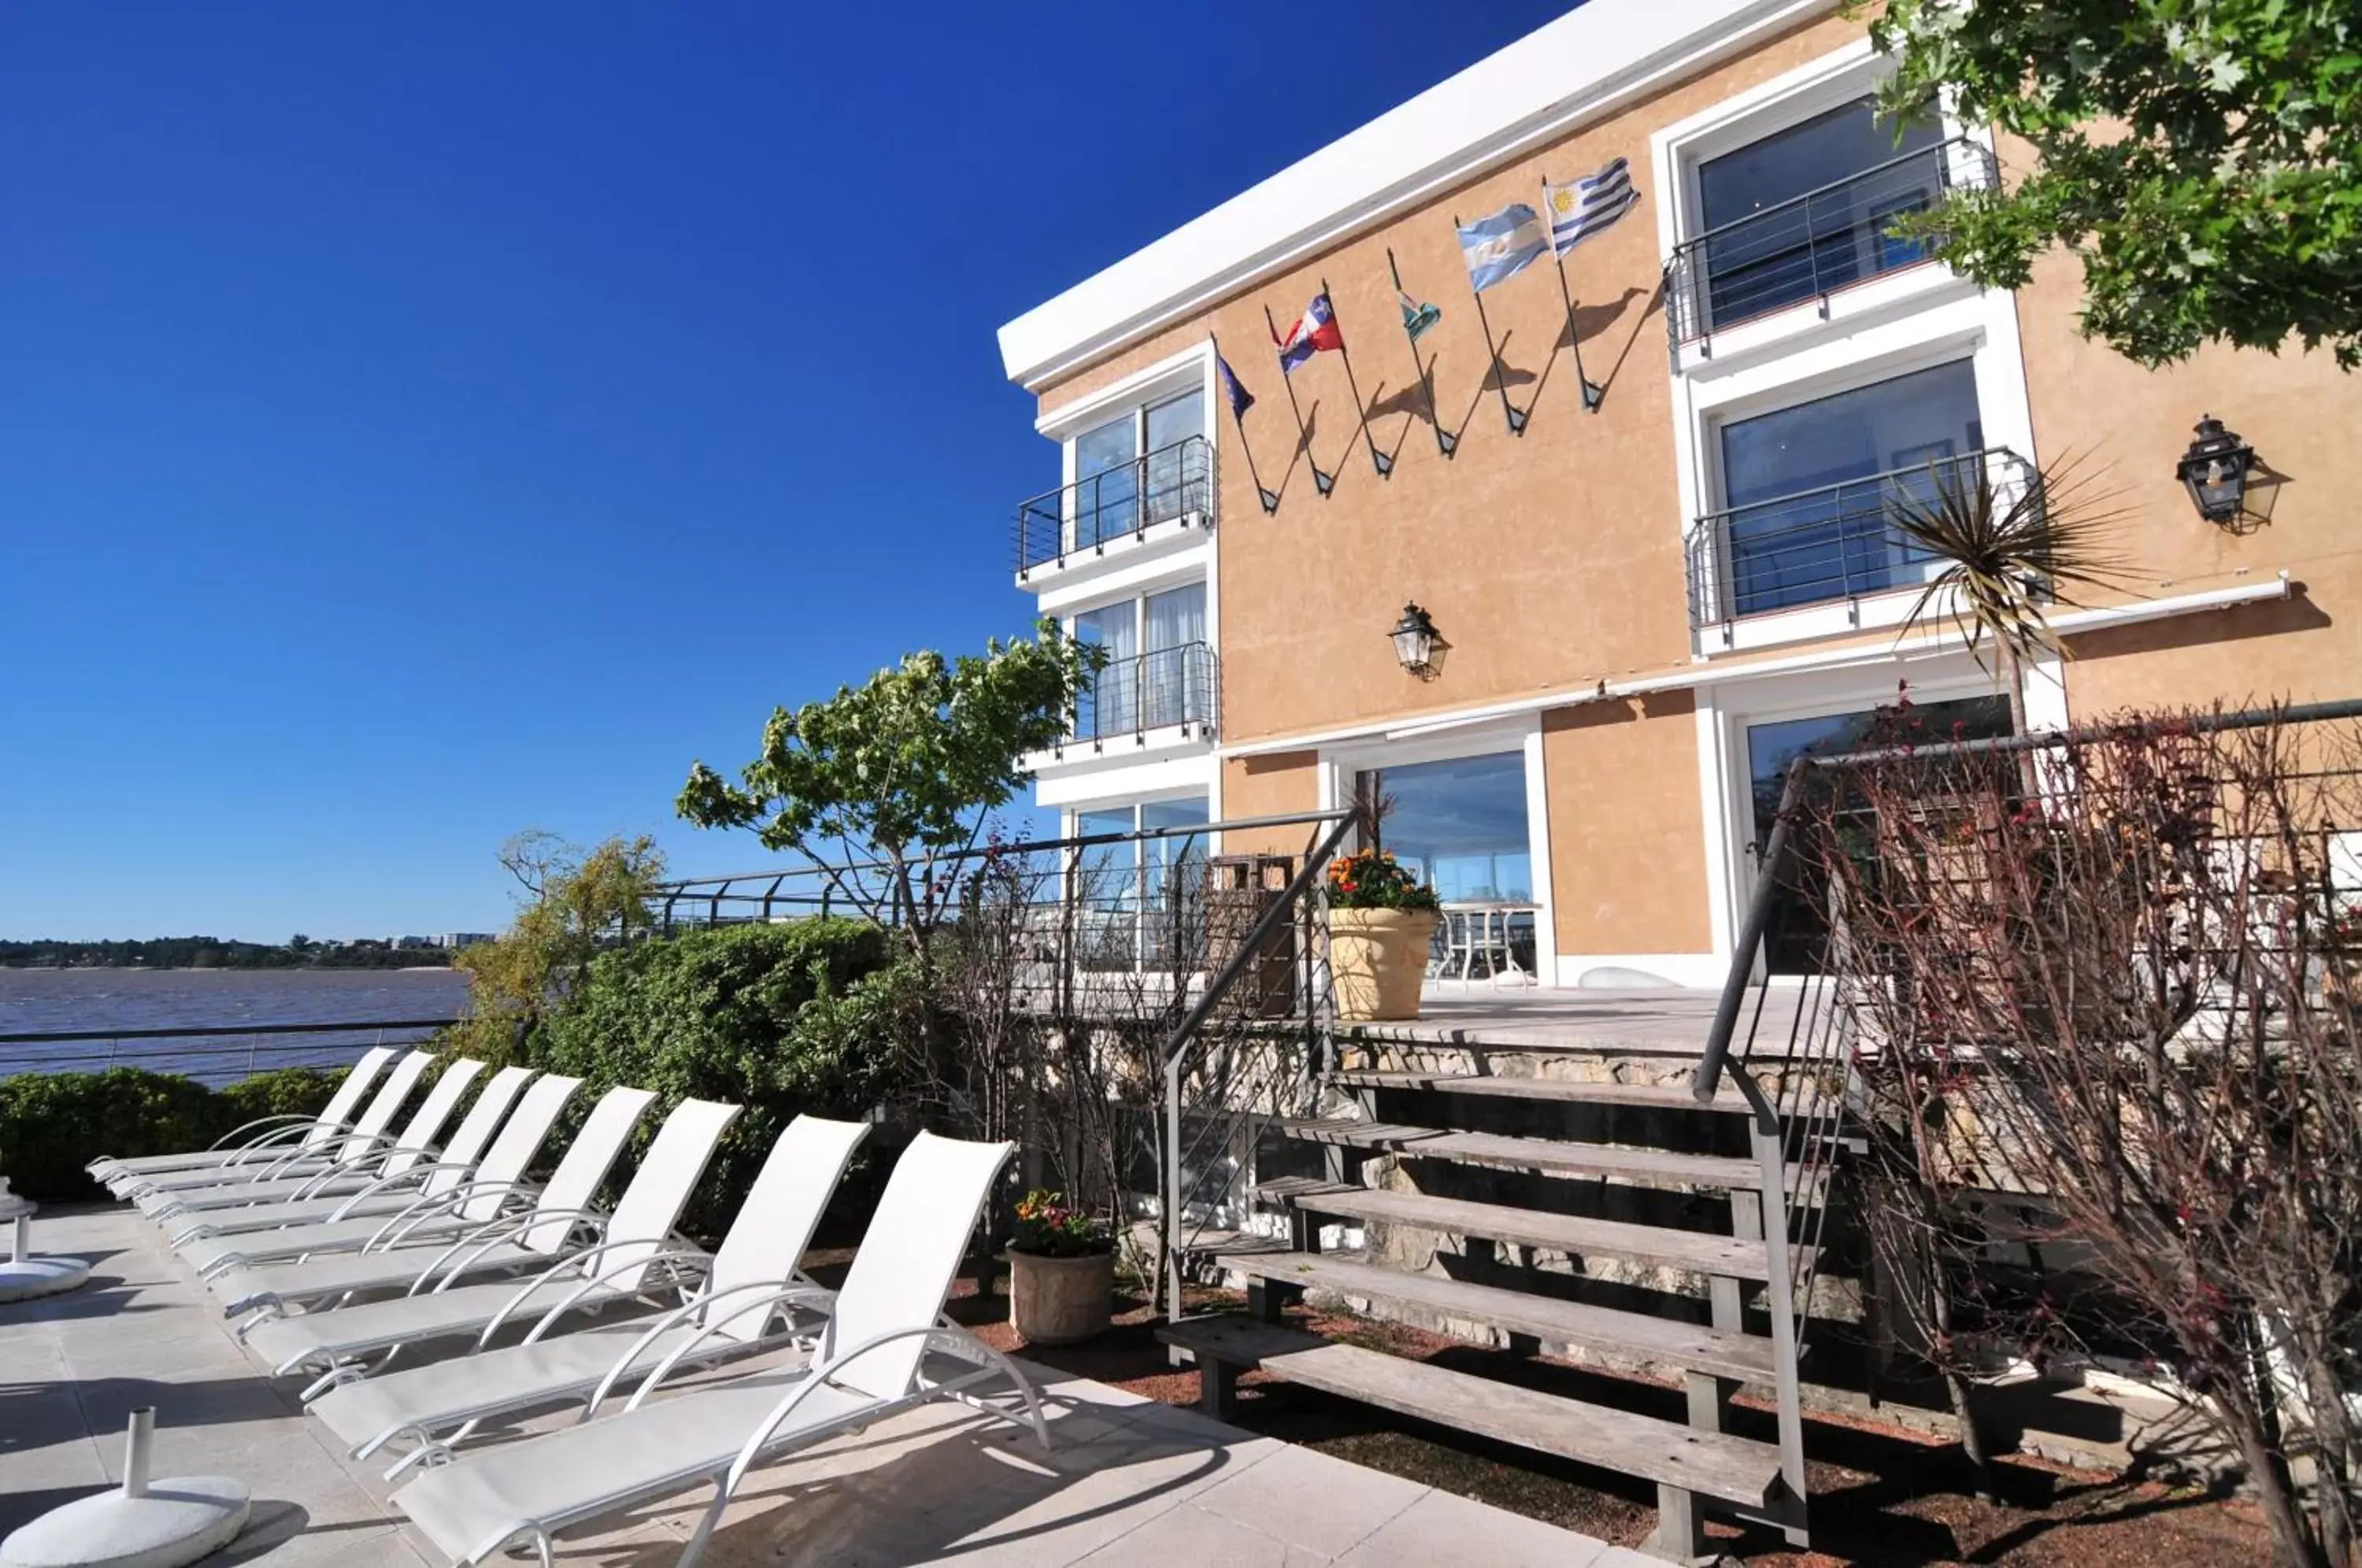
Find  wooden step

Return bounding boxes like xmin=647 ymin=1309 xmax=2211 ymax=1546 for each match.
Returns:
xmin=1275 ymin=1117 xmax=1770 ymax=1190
xmin=1232 ymin=1251 xmax=1778 ymax=1384
xmin=1330 ymin=1070 xmax=1755 ymax=1115
xmin=1256 ymin=1179 xmax=1797 ymax=1281
xmin=1159 ymin=1313 xmax=1781 ymax=1508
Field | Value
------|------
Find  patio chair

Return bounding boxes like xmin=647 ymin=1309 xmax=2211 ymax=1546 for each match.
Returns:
xmin=211 ymin=1083 xmax=654 ymax=1325
xmin=388 ymin=1130 xmax=1043 ymax=1568
xmin=309 ymin=1113 xmax=871 ymax=1472
xmin=242 ymin=1097 xmax=743 ymax=1400
xmin=114 ymin=1048 xmax=438 ymax=1200
xmin=135 ymin=1056 xmax=487 ymax=1218
xmin=159 ymin=1065 xmax=538 ymax=1246
xmin=87 ymin=1045 xmax=398 ymax=1188
xmin=170 ymin=1072 xmax=578 ymax=1277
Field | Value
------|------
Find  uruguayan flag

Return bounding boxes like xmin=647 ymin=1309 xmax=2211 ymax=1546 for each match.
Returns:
xmin=1546 ymin=157 xmax=1638 ymax=256
xmin=1457 ymin=203 xmax=1547 ymax=293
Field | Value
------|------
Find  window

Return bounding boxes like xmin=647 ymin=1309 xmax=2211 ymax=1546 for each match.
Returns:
xmin=1072 ymin=582 xmax=1212 ymax=738
xmin=1357 ymin=753 xmax=1532 ymax=902
xmin=1694 ymin=98 xmax=1944 ymax=327
xmin=1744 ymin=695 xmax=2012 ymax=972
xmin=1064 ymin=388 xmax=1210 ymax=549
xmin=1074 ymin=797 xmax=1210 ymax=970
xmin=1716 ymin=359 xmax=1984 ymax=616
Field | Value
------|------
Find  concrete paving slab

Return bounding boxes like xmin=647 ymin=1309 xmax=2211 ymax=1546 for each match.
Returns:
xmin=2 ymin=1207 xmax=1633 ymax=1568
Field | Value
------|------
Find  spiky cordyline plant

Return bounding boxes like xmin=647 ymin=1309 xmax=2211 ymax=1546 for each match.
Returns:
xmin=1886 ymin=450 xmax=2132 ymax=734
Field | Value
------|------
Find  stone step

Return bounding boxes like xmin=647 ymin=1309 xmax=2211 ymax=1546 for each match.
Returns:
xmin=1273 ymin=1116 xmax=1779 ymax=1191
xmin=1233 ymin=1251 xmax=1779 ymax=1384
xmin=1159 ymin=1313 xmax=1782 ymax=1508
xmin=1255 ymin=1178 xmax=1797 ymax=1281
xmin=1328 ymin=1069 xmax=1755 ymax=1115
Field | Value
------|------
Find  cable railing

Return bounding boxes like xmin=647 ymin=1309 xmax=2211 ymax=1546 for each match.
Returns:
xmin=1664 ymin=136 xmax=1998 ymax=357
xmin=1685 ymin=447 xmax=2036 ymax=631
xmin=1070 ymin=641 xmax=1217 ymax=741
xmin=0 ymin=1017 xmax=461 ymax=1087
xmin=1015 ymin=435 xmax=1214 ymax=578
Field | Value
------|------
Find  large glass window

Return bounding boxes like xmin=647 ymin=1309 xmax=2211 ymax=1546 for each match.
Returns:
xmin=1073 ymin=797 xmax=1209 ymax=971
xmin=1357 ymin=753 xmax=1532 ymax=903
xmin=1072 ymin=414 xmax=1138 ymax=547
xmin=1745 ymin=694 xmax=2012 ymax=972
xmin=1073 ymin=583 xmax=1212 ymax=738
xmin=1696 ymin=98 xmax=1943 ymax=326
xmin=1717 ymin=360 xmax=1984 ymax=616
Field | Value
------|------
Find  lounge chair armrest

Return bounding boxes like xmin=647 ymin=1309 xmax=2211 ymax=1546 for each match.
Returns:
xmin=320 ymin=1164 xmax=459 ymax=1219
xmin=366 ymin=1181 xmax=533 ymax=1245
xmin=713 ymin=1325 xmax=947 ymax=1485
xmin=203 ymin=1114 xmax=314 ymax=1152
xmin=494 ymin=1247 xmax=715 ymax=1349
xmin=597 ymin=1280 xmax=834 ymax=1418
xmin=410 ymin=1208 xmax=608 ymax=1296
xmin=227 ymin=1119 xmax=356 ymax=1165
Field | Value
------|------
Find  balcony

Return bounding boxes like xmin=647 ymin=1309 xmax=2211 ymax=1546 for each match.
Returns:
xmin=1685 ymin=447 xmax=2037 ymax=634
xmin=1664 ymin=137 xmax=1998 ymax=358
xmin=1016 ymin=434 xmax=1213 ymax=581
xmin=1072 ymin=639 xmax=1218 ymax=743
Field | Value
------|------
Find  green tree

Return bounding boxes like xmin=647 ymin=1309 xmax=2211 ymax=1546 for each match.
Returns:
xmin=676 ymin=623 xmax=1100 ymax=959
xmin=445 ymin=830 xmax=666 ymax=1066
xmin=1870 ymin=0 xmax=2362 ymax=368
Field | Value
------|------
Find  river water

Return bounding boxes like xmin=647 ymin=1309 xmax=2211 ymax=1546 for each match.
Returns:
xmin=0 ymin=967 xmax=474 ymax=1082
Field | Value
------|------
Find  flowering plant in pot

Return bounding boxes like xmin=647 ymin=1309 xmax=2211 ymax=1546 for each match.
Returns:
xmin=1004 ymin=1189 xmax=1114 ymax=1345
xmin=1327 ymin=848 xmax=1441 ymax=1022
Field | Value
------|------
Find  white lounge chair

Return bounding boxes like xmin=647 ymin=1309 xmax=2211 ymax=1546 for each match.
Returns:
xmin=172 ymin=1072 xmax=579 ymax=1277
xmin=241 ymin=1097 xmax=743 ymax=1400
xmin=136 ymin=1057 xmax=487 ymax=1218
xmin=160 ymin=1065 xmax=539 ymax=1243
xmin=311 ymin=1113 xmax=871 ymax=1474
xmin=213 ymin=1084 xmax=654 ymax=1324
xmin=87 ymin=1045 xmax=397 ymax=1189
xmin=117 ymin=1048 xmax=439 ymax=1200
xmin=388 ymin=1130 xmax=1042 ymax=1568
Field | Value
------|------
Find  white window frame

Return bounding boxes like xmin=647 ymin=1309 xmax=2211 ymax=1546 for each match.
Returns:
xmin=1651 ymin=42 xmax=2035 ymax=661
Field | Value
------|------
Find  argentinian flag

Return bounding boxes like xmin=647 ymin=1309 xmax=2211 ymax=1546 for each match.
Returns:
xmin=1457 ymin=203 xmax=1547 ymax=293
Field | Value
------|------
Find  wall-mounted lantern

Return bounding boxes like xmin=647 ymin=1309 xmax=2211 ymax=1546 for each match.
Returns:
xmin=2177 ymin=415 xmax=2260 ymax=525
xmin=1390 ymin=602 xmax=1450 ymax=680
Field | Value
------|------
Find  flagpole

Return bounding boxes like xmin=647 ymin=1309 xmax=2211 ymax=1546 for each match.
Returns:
xmin=1388 ymin=248 xmax=1455 ymax=459
xmin=1321 ymin=279 xmax=1390 ymax=479
xmin=1264 ymin=303 xmax=1335 ymax=497
xmin=1544 ymin=176 xmax=1606 ymax=413
xmin=1456 ymin=214 xmax=1528 ymax=437
xmin=1209 ymin=333 xmax=1279 ymax=514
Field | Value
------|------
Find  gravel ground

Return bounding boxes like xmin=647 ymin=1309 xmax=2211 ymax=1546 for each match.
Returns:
xmin=905 ymin=1259 xmax=2274 ymax=1568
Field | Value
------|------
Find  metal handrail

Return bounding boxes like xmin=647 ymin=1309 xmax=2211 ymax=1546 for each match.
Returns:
xmin=1070 ymin=642 xmax=1217 ymax=741
xmin=1665 ymin=135 xmax=1997 ymax=352
xmin=1161 ymin=810 xmax=1357 ymax=1320
xmin=1685 ymin=447 xmax=2034 ymax=630
xmin=0 ymin=1018 xmax=460 ymax=1046
xmin=1015 ymin=435 xmax=1213 ymax=576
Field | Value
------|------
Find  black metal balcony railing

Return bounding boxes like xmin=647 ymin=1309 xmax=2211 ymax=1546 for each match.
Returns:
xmin=1664 ymin=137 xmax=1998 ymax=353
xmin=1015 ymin=435 xmax=1213 ymax=577
xmin=1686 ymin=447 xmax=2037 ymax=631
xmin=1072 ymin=640 xmax=1217 ymax=741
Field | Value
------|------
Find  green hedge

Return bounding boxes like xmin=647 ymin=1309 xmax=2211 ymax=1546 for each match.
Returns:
xmin=0 ymin=1065 xmax=345 ymax=1204
xmin=536 ymin=919 xmax=909 ymax=1238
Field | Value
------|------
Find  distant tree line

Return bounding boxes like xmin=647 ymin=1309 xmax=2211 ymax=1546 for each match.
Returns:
xmin=0 ymin=937 xmax=454 ymax=970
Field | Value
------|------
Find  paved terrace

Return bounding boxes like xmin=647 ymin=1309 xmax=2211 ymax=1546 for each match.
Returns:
xmin=1 ymin=1206 xmax=1648 ymax=1567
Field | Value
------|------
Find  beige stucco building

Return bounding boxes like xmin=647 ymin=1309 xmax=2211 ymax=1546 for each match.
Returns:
xmin=998 ymin=0 xmax=2360 ymax=988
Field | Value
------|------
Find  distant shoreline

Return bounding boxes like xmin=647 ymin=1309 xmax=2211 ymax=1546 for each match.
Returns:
xmin=1 ymin=963 xmax=461 ymax=974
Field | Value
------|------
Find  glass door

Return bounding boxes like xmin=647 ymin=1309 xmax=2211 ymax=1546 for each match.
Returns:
xmin=1142 ymin=582 xmax=1206 ymax=729
xmin=1743 ymin=693 xmax=2012 ymax=973
xmin=1072 ymin=413 xmax=1139 ymax=548
xmin=1143 ymin=391 xmax=1207 ymax=524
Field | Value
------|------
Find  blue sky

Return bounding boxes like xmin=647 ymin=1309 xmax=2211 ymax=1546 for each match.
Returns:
xmin=0 ymin=1 xmax=1573 ymax=942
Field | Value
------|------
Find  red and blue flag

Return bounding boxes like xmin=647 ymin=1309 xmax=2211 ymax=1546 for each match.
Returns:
xmin=1272 ymin=293 xmax=1344 ymax=375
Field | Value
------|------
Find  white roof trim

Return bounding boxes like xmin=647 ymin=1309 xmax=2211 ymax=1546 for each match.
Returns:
xmin=997 ymin=0 xmax=1838 ymax=393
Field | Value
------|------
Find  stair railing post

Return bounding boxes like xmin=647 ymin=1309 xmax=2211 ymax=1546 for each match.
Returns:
xmin=1734 ymin=1067 xmax=1812 ymax=1547
xmin=1163 ymin=1045 xmax=1184 ymax=1326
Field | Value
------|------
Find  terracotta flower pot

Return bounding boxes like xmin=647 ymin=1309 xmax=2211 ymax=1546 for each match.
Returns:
xmin=1006 ymin=1249 xmax=1113 ymax=1345
xmin=1330 ymin=907 xmax=1440 ymax=1021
